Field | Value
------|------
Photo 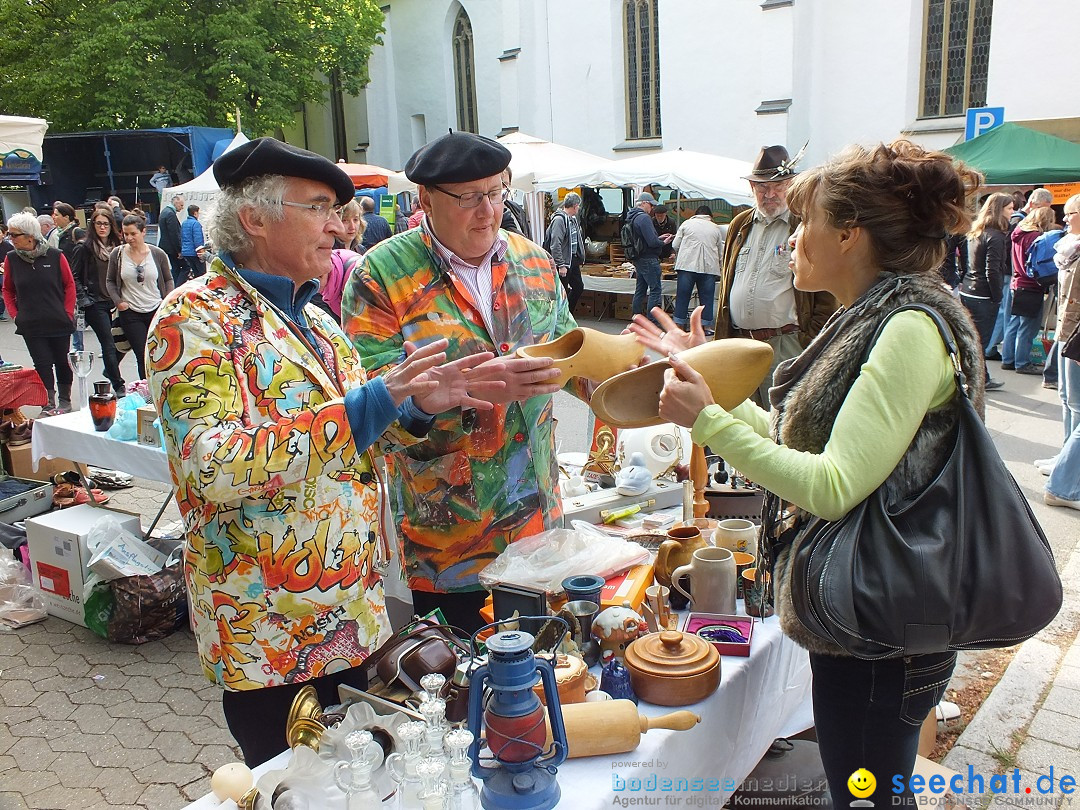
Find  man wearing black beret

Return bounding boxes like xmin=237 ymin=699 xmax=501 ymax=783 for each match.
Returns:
xmin=144 ymin=137 xmax=504 ymax=765
xmin=342 ymin=131 xmax=593 ymax=632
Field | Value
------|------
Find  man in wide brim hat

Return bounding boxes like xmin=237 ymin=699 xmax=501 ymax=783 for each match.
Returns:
xmin=742 ymin=144 xmax=801 ymax=183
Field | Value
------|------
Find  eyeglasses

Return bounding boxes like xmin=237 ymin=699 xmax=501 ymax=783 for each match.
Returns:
xmin=431 ymin=185 xmax=510 ymax=209
xmin=7 ymin=231 xmax=25 ymax=238
xmin=282 ymin=200 xmax=344 ymax=221
xmin=93 ymin=220 xmax=112 ymax=227
xmin=1065 ymin=210 xmax=1079 ymax=218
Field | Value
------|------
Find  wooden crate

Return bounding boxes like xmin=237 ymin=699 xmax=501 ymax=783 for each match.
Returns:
xmin=609 ymin=242 xmax=627 ymax=264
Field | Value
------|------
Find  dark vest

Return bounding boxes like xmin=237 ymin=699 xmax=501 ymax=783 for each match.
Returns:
xmin=769 ymin=273 xmax=986 ymax=656
xmin=6 ymin=248 xmax=75 ymax=337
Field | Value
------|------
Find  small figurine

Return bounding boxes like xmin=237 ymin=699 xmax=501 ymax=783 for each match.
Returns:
xmin=615 ymin=452 xmax=652 ymax=496
xmin=591 ymin=602 xmax=647 ymax=661
xmin=599 ymin=650 xmax=637 ymax=704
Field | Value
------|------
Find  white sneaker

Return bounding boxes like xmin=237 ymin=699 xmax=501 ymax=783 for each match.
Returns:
xmin=1035 ymin=458 xmax=1056 ymax=476
xmin=1045 ymin=491 xmax=1080 ymax=511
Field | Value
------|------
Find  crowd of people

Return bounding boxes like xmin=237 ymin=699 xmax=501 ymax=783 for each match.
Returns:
xmin=0 ymin=129 xmax=1075 ymax=806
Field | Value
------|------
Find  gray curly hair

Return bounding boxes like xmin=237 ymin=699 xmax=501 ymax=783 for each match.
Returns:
xmin=207 ymin=175 xmax=288 ymax=256
xmin=5 ymin=211 xmax=43 ymax=241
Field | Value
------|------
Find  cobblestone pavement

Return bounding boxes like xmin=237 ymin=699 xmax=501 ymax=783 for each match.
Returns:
xmin=0 ymin=318 xmax=1075 ymax=808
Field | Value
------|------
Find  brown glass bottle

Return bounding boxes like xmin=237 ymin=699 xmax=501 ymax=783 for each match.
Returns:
xmin=88 ymin=381 xmax=117 ymax=432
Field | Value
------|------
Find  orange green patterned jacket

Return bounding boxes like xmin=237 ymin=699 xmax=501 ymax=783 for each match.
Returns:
xmin=342 ymin=226 xmax=587 ymax=593
xmin=147 ymin=259 xmax=416 ymax=690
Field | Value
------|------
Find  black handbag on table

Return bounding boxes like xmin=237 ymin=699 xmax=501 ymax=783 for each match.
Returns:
xmin=789 ymin=304 xmax=1062 ymax=660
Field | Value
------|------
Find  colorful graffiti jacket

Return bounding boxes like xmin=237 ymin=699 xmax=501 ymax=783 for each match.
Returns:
xmin=342 ymin=227 xmax=587 ymax=593
xmin=147 ymin=259 xmax=412 ymax=690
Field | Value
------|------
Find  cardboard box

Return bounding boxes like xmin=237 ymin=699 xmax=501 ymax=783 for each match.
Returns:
xmin=600 ymin=562 xmax=654 ymax=611
xmin=3 ymin=443 xmax=76 ymax=482
xmin=575 ymin=300 xmax=595 ymax=318
xmin=614 ymin=300 xmax=633 ymax=320
xmin=26 ymin=505 xmax=142 ymax=626
xmin=136 ymin=405 xmax=161 ymax=447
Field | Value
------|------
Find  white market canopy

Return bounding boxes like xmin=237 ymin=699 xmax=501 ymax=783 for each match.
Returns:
xmin=0 ymin=115 xmax=48 ymax=161
xmin=387 ymin=131 xmax=616 ymax=195
xmin=538 ymin=148 xmax=755 ymax=207
xmin=161 ymin=131 xmax=250 ymax=206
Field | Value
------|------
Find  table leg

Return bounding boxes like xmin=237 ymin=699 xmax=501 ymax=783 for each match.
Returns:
xmin=75 ymin=461 xmax=176 ymax=540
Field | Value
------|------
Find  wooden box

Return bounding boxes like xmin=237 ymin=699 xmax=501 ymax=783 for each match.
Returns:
xmin=614 ymin=300 xmax=634 ymax=320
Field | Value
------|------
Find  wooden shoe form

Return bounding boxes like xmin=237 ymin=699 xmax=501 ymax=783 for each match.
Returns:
xmin=590 ymin=338 xmax=774 ymax=428
xmin=517 ymin=327 xmax=646 ymax=387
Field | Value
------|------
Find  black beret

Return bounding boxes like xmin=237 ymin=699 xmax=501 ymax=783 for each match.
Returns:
xmin=213 ymin=137 xmax=355 ymax=205
xmin=404 ymin=131 xmax=511 ymax=185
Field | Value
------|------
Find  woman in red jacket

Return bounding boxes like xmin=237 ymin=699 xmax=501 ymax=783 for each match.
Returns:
xmin=2 ymin=212 xmax=76 ymax=413
xmin=1003 ymin=207 xmax=1060 ymax=373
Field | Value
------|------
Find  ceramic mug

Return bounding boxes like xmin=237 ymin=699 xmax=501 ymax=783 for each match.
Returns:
xmin=670 ymin=547 xmax=737 ymax=616
xmin=742 ymin=567 xmax=774 ymax=618
xmin=712 ymin=518 xmax=758 ymax=556
xmin=731 ymin=552 xmax=755 ymax=598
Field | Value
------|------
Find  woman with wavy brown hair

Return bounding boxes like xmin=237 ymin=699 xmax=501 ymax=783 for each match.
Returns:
xmin=632 ymin=140 xmax=985 ymax=807
xmin=71 ymin=209 xmax=126 ymax=394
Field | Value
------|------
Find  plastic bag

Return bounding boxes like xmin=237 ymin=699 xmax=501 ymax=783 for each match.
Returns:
xmin=106 ymin=546 xmax=187 ymax=644
xmin=84 ymin=580 xmax=114 ymax=639
xmin=86 ymin=515 xmax=165 ymax=580
xmin=0 ymin=555 xmax=47 ymax=628
xmin=478 ymin=524 xmax=651 ymax=593
xmin=107 ymin=393 xmax=146 ymax=441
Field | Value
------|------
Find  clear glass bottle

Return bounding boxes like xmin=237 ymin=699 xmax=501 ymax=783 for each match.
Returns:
xmin=419 ymin=697 xmax=448 ymax=760
xmin=416 ymin=757 xmax=447 ymax=810
xmin=386 ymin=720 xmax=427 ymax=809
xmin=333 ymin=730 xmax=383 ymax=809
xmin=443 ymin=728 xmax=480 ymax=810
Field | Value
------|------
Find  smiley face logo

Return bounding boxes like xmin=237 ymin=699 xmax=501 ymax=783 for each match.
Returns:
xmin=847 ymin=768 xmax=876 ymax=798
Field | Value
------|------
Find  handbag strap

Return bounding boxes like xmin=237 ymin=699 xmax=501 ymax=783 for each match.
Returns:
xmin=364 ymin=618 xmax=472 ymax=672
xmin=865 ymin=303 xmax=972 ymax=401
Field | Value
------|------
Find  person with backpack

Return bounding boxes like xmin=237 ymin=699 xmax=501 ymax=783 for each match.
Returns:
xmin=624 ymin=192 xmax=666 ymax=322
xmin=1003 ymin=207 xmax=1061 ymax=374
xmin=545 ymin=192 xmax=585 ymax=314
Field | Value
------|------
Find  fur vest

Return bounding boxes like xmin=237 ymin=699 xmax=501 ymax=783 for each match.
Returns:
xmin=769 ymin=272 xmax=986 ymax=657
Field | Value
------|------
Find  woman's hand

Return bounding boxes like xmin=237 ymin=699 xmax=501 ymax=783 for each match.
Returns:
xmin=658 ymin=352 xmax=715 ymax=429
xmin=117 ymin=301 xmax=129 ymax=311
xmin=627 ymin=306 xmax=707 ymax=355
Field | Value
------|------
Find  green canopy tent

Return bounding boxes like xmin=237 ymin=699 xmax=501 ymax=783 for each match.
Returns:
xmin=944 ymin=122 xmax=1080 ymax=185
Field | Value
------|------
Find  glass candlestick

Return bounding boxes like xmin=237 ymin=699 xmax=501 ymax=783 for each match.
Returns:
xmin=66 ymin=351 xmax=95 ymax=412
xmin=333 ymin=730 xmax=382 ymax=809
xmin=444 ymin=728 xmax=479 ymax=810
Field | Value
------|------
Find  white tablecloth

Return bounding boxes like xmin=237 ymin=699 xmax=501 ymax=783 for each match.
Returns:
xmin=31 ymin=410 xmax=173 ymax=484
xmin=184 ymin=615 xmax=812 ymax=809
xmin=581 ymin=275 xmax=677 ymax=295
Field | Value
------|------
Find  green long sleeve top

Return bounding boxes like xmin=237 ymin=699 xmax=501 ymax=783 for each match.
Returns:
xmin=690 ymin=310 xmax=956 ymax=521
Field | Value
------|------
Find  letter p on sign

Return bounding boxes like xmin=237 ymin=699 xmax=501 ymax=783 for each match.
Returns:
xmin=965 ymin=107 xmax=1005 ymax=140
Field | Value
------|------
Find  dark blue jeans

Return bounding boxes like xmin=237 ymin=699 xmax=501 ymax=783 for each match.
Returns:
xmin=960 ymin=294 xmax=1000 ymax=354
xmin=811 ymin=650 xmax=955 ymax=808
xmin=632 ymin=256 xmax=662 ymax=321
xmin=673 ymin=270 xmax=717 ymax=330
xmin=82 ymin=299 xmax=125 ymax=393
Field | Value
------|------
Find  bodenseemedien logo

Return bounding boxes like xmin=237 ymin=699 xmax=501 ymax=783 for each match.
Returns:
xmin=847 ymin=767 xmax=876 ymax=807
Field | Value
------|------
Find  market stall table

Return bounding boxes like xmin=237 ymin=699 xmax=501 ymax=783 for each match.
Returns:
xmin=184 ymin=613 xmax=812 ymax=809
xmin=30 ymin=410 xmax=174 ymax=535
xmin=580 ymin=275 xmax=678 ymax=319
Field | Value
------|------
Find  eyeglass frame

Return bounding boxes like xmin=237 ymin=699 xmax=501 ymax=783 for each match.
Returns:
xmin=1065 ymin=209 xmax=1080 ymax=218
xmin=430 ymin=184 xmax=510 ymax=209
xmin=7 ymin=230 xmax=28 ymax=239
xmin=282 ymin=200 xmax=345 ymax=221
xmin=133 ymin=263 xmax=145 ymax=283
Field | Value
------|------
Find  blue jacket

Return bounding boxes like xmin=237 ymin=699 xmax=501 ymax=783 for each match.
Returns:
xmin=180 ymin=217 xmax=204 ymax=257
xmin=627 ymin=207 xmax=664 ymax=259
xmin=361 ymin=212 xmax=393 ymax=250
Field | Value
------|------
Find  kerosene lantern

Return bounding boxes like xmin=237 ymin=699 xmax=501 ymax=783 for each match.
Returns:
xmin=466 ymin=629 xmax=568 ymax=810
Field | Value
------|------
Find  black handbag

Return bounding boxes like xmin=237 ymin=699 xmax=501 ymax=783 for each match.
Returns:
xmin=789 ymin=304 xmax=1061 ymax=660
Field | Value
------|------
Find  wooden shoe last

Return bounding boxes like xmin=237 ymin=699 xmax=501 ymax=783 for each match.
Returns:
xmin=590 ymin=338 xmax=773 ymax=428
xmin=517 ymin=328 xmax=646 ymax=387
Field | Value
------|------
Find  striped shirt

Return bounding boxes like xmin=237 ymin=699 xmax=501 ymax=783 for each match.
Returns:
xmin=422 ymin=219 xmax=508 ymax=336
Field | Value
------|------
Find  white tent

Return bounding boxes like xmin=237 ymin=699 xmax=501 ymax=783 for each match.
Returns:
xmin=539 ymin=148 xmax=755 ymax=207
xmin=0 ymin=115 xmax=48 ymax=161
xmin=388 ymin=131 xmax=615 ymax=194
xmin=161 ymin=131 xmax=250 ymax=208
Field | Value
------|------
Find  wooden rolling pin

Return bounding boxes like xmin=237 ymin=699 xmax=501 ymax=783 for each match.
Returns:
xmin=544 ymin=699 xmax=700 ymax=758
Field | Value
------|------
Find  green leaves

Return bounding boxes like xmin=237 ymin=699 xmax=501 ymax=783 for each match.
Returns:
xmin=0 ymin=0 xmax=383 ymax=134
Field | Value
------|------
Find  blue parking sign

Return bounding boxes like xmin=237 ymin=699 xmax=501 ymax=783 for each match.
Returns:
xmin=965 ymin=107 xmax=1005 ymax=141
